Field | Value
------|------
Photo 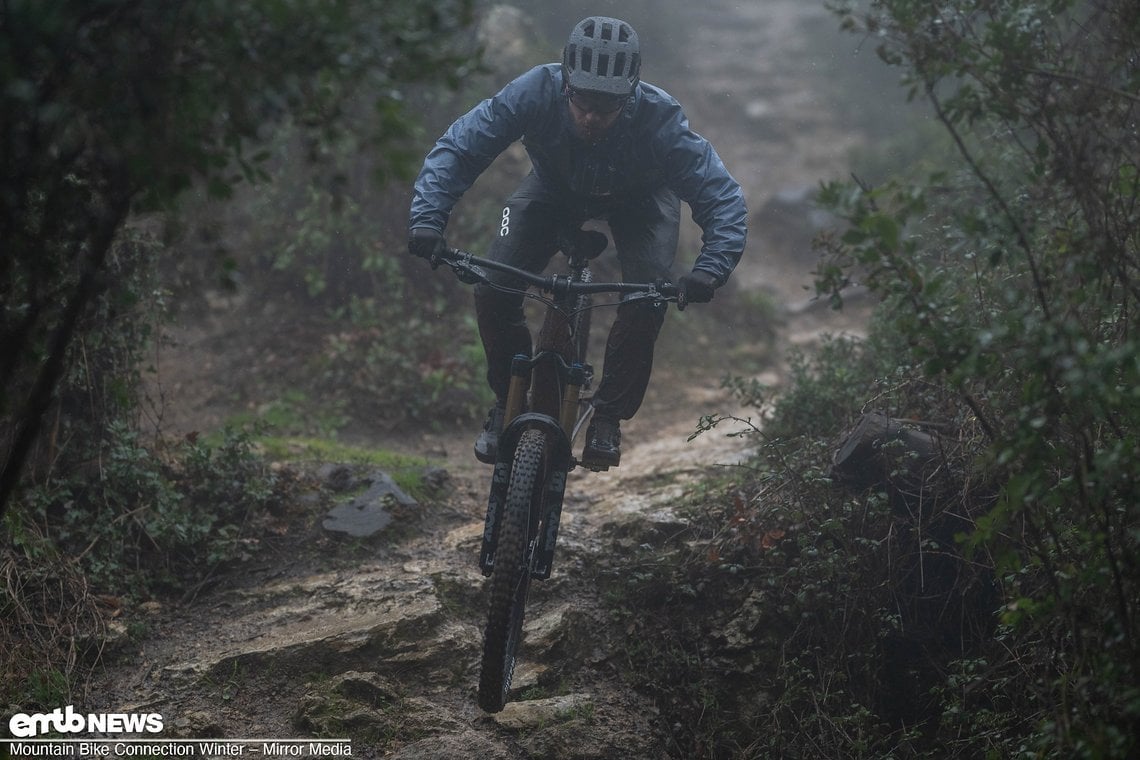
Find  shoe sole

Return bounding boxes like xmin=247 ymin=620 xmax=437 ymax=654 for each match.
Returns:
xmin=580 ymin=451 xmax=620 ymax=471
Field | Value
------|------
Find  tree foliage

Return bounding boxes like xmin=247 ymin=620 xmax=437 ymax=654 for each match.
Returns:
xmin=0 ymin=0 xmax=476 ymax=704
xmin=806 ymin=0 xmax=1139 ymax=755
xmin=614 ymin=1 xmax=1138 ymax=756
xmin=0 ymin=0 xmax=476 ymax=517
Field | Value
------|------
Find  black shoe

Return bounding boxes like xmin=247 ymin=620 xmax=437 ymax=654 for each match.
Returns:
xmin=581 ymin=415 xmax=621 ymax=470
xmin=474 ymin=404 xmax=506 ymax=464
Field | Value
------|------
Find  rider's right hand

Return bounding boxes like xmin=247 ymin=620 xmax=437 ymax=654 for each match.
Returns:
xmin=408 ymin=227 xmax=448 ymax=259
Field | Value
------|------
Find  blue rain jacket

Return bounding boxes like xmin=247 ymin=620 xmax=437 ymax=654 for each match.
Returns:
xmin=410 ymin=64 xmax=747 ymax=282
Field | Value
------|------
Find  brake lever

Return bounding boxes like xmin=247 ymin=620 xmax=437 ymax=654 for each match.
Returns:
xmin=454 ymin=262 xmax=485 ymax=285
xmin=440 ymin=250 xmax=482 ymax=284
xmin=651 ymin=277 xmax=679 ymax=305
xmin=621 ymin=290 xmax=677 ymax=307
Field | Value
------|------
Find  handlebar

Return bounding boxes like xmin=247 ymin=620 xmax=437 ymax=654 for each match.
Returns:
xmin=432 ymin=247 xmax=679 ymax=301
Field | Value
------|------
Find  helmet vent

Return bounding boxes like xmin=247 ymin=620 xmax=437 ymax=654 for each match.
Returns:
xmin=562 ymin=16 xmax=641 ymax=94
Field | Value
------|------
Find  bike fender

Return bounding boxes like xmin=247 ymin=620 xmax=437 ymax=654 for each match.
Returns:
xmin=496 ymin=413 xmax=573 ymax=469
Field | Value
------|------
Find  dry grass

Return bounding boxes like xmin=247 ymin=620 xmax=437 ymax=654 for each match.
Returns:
xmin=1 ymin=541 xmax=107 ymax=708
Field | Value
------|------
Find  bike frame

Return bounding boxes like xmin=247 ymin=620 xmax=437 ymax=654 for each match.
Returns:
xmin=435 ymin=247 xmax=676 ymax=579
xmin=432 ymin=245 xmax=677 ymax=712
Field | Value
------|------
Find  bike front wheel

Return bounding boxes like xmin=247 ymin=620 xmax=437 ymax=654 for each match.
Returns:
xmin=477 ymin=427 xmax=546 ymax=712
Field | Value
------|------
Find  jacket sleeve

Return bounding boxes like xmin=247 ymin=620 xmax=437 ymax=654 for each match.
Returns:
xmin=660 ymin=110 xmax=748 ymax=283
xmin=409 ymin=66 xmax=553 ymax=232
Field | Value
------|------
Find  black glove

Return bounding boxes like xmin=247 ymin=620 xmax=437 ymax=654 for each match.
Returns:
xmin=677 ymin=270 xmax=720 ymax=311
xmin=408 ymin=227 xmax=447 ymax=259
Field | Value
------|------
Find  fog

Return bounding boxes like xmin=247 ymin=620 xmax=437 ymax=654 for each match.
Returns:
xmin=473 ymin=0 xmax=925 ymax=302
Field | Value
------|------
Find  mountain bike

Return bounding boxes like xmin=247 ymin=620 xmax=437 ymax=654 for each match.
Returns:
xmin=428 ymin=236 xmax=678 ymax=713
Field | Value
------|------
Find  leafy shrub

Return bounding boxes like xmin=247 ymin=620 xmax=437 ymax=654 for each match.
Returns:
xmin=318 ymin=296 xmax=490 ymax=427
xmin=1 ymin=0 xmax=479 ymax=512
xmin=615 ymin=0 xmax=1140 ymax=733
xmin=2 ymin=422 xmax=280 ymax=707
xmin=608 ymin=323 xmax=999 ymax=758
xmin=781 ymin=0 xmax=1139 ymax=756
xmin=7 ymin=423 xmax=279 ymax=597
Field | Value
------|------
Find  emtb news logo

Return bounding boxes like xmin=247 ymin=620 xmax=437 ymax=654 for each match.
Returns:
xmin=8 ymin=706 xmax=164 ymax=737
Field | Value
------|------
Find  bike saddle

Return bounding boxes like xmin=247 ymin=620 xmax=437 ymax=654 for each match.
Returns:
xmin=559 ymin=228 xmax=608 ymax=260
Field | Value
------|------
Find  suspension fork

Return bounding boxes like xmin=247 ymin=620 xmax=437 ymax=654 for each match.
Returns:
xmin=503 ymin=351 xmax=585 ymax=439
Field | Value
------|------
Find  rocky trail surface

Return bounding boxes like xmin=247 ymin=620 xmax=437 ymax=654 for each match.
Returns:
xmin=85 ymin=2 xmax=886 ymax=757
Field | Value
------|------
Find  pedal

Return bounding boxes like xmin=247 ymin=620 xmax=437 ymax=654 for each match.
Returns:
xmin=578 ymin=451 xmax=619 ymax=472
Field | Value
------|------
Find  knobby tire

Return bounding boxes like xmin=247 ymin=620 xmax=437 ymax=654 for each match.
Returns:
xmin=477 ymin=427 xmax=547 ymax=712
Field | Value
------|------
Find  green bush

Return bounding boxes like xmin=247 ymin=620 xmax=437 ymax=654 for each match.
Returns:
xmin=616 ymin=3 xmax=1139 ymax=753
xmin=9 ymin=423 xmax=280 ymax=596
xmin=317 ymin=297 xmax=490 ymax=427
xmin=608 ymin=324 xmax=997 ymax=758
xmin=792 ymin=0 xmax=1139 ymax=755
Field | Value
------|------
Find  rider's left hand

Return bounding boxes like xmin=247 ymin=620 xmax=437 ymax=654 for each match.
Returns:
xmin=677 ymin=270 xmax=719 ymax=310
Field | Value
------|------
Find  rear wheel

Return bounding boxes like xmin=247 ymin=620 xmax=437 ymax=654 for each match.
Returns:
xmin=477 ymin=428 xmax=546 ymax=712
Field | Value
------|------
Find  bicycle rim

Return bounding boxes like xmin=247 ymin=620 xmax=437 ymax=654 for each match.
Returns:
xmin=477 ymin=428 xmax=546 ymax=712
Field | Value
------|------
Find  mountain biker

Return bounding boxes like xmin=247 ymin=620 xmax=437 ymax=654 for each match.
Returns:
xmin=408 ymin=15 xmax=747 ymax=468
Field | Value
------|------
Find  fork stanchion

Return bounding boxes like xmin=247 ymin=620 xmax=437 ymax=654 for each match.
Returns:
xmin=560 ymin=363 xmax=586 ymax=437
xmin=504 ymin=353 xmax=530 ymax=426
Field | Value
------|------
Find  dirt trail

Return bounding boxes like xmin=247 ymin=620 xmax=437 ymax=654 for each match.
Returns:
xmin=86 ymin=2 xmax=877 ymax=757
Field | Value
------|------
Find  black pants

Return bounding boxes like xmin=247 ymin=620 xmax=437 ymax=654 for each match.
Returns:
xmin=474 ymin=172 xmax=680 ymax=421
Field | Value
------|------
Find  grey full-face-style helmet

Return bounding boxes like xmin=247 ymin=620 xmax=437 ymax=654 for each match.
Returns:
xmin=561 ymin=16 xmax=641 ymax=96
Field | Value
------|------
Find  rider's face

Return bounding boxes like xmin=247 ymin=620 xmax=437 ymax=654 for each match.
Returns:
xmin=567 ymin=88 xmax=626 ymax=142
